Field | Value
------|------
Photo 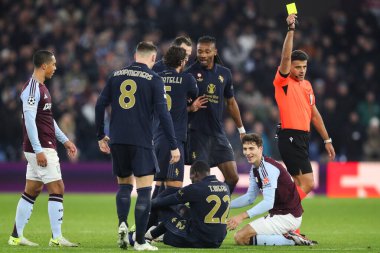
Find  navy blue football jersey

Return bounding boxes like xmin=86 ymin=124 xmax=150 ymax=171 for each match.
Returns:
xmin=95 ymin=62 xmax=177 ymax=150
xmin=152 ymin=59 xmax=167 ymax=73
xmin=175 ymin=175 xmax=230 ymax=245
xmin=186 ymin=62 xmax=234 ymax=135
xmin=154 ymin=68 xmax=198 ymax=142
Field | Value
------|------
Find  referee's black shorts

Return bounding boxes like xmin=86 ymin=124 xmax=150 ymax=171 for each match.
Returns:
xmin=277 ymin=129 xmax=313 ymax=176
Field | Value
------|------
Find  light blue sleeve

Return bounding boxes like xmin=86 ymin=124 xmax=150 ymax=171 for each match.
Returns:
xmin=21 ymin=83 xmax=42 ymax=153
xmin=246 ymin=165 xmax=280 ymax=218
xmin=54 ymin=120 xmax=69 ymax=144
xmin=231 ymin=169 xmax=259 ymax=208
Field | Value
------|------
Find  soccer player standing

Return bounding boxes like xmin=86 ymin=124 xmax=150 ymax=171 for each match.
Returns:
xmin=8 ymin=50 xmax=78 ymax=247
xmin=273 ymin=14 xmax=335 ymax=198
xmin=95 ymin=42 xmax=180 ymax=251
xmin=227 ymin=133 xmax=315 ymax=246
xmin=152 ymin=36 xmax=193 ymax=73
xmin=186 ymin=36 xmax=245 ymax=193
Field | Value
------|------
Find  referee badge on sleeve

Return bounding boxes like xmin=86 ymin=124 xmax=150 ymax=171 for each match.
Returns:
xmin=27 ymin=96 xmax=36 ymax=105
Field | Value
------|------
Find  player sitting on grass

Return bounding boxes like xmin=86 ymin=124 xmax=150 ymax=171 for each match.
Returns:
xmin=227 ymin=133 xmax=317 ymax=246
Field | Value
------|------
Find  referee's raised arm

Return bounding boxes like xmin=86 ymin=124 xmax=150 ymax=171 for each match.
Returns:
xmin=279 ymin=14 xmax=297 ymax=75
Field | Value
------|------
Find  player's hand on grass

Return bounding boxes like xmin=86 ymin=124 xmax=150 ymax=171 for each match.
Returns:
xmin=170 ymin=148 xmax=180 ymax=164
xmin=325 ymin=143 xmax=336 ymax=160
xmin=98 ymin=136 xmax=111 ymax=154
xmin=64 ymin=140 xmax=78 ymax=159
xmin=36 ymin=152 xmax=47 ymax=167
xmin=189 ymin=95 xmax=208 ymax=112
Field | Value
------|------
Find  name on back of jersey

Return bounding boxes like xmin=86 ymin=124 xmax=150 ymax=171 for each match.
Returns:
xmin=161 ymin=76 xmax=182 ymax=84
xmin=113 ymin=69 xmax=153 ymax=80
xmin=208 ymin=185 xmax=228 ymax=192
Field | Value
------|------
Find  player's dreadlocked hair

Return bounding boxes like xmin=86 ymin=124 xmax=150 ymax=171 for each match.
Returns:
xmin=33 ymin=50 xmax=54 ymax=68
xmin=164 ymin=46 xmax=187 ymax=69
xmin=197 ymin=35 xmax=224 ymax=65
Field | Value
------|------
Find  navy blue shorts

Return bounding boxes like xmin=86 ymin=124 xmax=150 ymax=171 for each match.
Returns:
xmin=154 ymin=137 xmax=184 ymax=182
xmin=110 ymin=144 xmax=159 ymax=178
xmin=187 ymin=130 xmax=235 ymax=167
xmin=162 ymin=213 xmax=219 ymax=248
xmin=278 ymin=129 xmax=313 ymax=176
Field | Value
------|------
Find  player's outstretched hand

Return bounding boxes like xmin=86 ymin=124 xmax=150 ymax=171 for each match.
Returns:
xmin=98 ymin=136 xmax=111 ymax=154
xmin=36 ymin=152 xmax=47 ymax=167
xmin=64 ymin=140 xmax=78 ymax=159
xmin=170 ymin=148 xmax=180 ymax=164
xmin=227 ymin=214 xmax=245 ymax=231
xmin=190 ymin=95 xmax=208 ymax=112
xmin=325 ymin=143 xmax=336 ymax=160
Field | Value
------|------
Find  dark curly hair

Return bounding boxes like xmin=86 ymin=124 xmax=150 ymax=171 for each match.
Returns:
xmin=163 ymin=46 xmax=187 ymax=68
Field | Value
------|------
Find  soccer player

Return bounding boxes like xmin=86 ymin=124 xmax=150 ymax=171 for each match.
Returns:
xmin=227 ymin=133 xmax=316 ymax=246
xmin=152 ymin=36 xmax=193 ymax=73
xmin=186 ymin=35 xmax=245 ymax=193
xmin=8 ymin=50 xmax=78 ymax=247
xmin=274 ymin=14 xmax=335 ymax=198
xmin=143 ymin=160 xmax=230 ymax=248
xmin=95 ymin=41 xmax=180 ymax=251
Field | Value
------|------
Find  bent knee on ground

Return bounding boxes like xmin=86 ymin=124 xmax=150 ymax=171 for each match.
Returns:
xmin=234 ymin=232 xmax=249 ymax=245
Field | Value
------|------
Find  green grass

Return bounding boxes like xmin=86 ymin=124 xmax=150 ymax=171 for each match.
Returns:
xmin=0 ymin=193 xmax=379 ymax=252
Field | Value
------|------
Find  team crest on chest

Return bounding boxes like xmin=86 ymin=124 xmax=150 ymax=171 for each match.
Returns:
xmin=218 ymin=75 xmax=224 ymax=83
xmin=207 ymin=83 xmax=216 ymax=94
xmin=196 ymin=73 xmax=203 ymax=82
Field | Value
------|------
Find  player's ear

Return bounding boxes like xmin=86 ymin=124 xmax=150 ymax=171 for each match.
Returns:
xmin=151 ymin=53 xmax=156 ymax=63
xmin=214 ymin=48 xmax=218 ymax=56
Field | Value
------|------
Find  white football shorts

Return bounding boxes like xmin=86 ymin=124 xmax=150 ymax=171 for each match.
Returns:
xmin=249 ymin=213 xmax=302 ymax=235
xmin=25 ymin=148 xmax=62 ymax=184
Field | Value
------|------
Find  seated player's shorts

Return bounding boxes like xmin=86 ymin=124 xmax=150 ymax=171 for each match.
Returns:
xmin=25 ymin=148 xmax=61 ymax=184
xmin=154 ymin=137 xmax=184 ymax=182
xmin=249 ymin=213 xmax=302 ymax=235
xmin=187 ymin=130 xmax=234 ymax=167
xmin=163 ymin=212 xmax=220 ymax=248
xmin=278 ymin=129 xmax=313 ymax=176
xmin=110 ymin=144 xmax=159 ymax=178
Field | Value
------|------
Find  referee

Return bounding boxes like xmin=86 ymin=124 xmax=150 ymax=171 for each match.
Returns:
xmin=273 ymin=14 xmax=335 ymax=199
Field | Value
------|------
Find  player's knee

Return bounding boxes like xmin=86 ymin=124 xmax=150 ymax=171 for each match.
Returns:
xmin=301 ymin=177 xmax=314 ymax=193
xmin=234 ymin=232 xmax=246 ymax=245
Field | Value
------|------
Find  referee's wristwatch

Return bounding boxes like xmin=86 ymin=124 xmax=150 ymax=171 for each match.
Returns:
xmin=324 ymin=138 xmax=332 ymax=144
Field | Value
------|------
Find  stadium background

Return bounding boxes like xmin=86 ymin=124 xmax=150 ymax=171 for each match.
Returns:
xmin=0 ymin=1 xmax=380 ymax=252
xmin=0 ymin=0 xmax=380 ymax=195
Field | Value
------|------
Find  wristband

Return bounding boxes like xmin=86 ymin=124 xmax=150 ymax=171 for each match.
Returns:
xmin=324 ymin=138 xmax=332 ymax=144
xmin=238 ymin=126 xmax=246 ymax=134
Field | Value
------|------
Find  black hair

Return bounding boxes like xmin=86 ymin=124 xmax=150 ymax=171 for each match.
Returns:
xmin=33 ymin=50 xmax=54 ymax=68
xmin=190 ymin=160 xmax=210 ymax=175
xmin=172 ymin=36 xmax=192 ymax=47
xmin=136 ymin=41 xmax=157 ymax=54
xmin=291 ymin=50 xmax=309 ymax=61
xmin=197 ymin=35 xmax=216 ymax=46
xmin=163 ymin=46 xmax=187 ymax=68
xmin=242 ymin=133 xmax=263 ymax=147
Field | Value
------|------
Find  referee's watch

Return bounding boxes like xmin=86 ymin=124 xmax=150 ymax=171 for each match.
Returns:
xmin=324 ymin=138 xmax=332 ymax=144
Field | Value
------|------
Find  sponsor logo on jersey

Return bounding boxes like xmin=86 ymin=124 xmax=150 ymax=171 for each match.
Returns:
xmin=43 ymin=103 xmax=52 ymax=111
xmin=207 ymin=83 xmax=216 ymax=94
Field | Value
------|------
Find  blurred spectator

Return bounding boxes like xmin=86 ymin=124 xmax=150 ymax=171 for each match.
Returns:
xmin=363 ymin=117 xmax=380 ymax=160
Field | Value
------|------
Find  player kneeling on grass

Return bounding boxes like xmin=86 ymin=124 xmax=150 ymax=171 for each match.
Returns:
xmin=227 ymin=133 xmax=316 ymax=246
xmin=133 ymin=160 xmax=230 ymax=248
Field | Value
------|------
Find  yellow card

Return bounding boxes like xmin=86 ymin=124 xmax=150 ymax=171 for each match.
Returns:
xmin=286 ymin=3 xmax=298 ymax=14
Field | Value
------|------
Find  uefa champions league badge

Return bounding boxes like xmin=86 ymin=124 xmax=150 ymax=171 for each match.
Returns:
xmin=196 ymin=73 xmax=203 ymax=82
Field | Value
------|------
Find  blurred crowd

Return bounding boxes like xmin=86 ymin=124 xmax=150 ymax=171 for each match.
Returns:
xmin=1 ymin=0 xmax=380 ymax=164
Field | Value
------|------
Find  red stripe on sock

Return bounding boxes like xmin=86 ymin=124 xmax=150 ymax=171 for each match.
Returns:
xmin=296 ymin=185 xmax=307 ymax=200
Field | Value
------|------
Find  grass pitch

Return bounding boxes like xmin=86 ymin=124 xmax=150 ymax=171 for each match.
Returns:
xmin=0 ymin=193 xmax=379 ymax=253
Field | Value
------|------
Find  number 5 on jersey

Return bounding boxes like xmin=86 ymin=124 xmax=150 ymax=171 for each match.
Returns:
xmin=165 ymin=85 xmax=172 ymax=111
xmin=119 ymin=79 xmax=137 ymax=109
